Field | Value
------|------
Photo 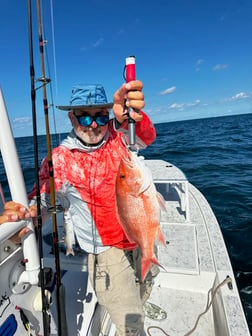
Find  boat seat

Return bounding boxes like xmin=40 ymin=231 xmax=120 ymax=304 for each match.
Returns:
xmin=44 ymin=223 xmax=200 ymax=275
xmin=43 ymin=223 xmax=200 ymax=275
xmin=158 ymin=222 xmax=199 ymax=275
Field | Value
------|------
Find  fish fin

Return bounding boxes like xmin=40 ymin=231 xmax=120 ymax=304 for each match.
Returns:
xmin=158 ymin=263 xmax=168 ymax=273
xmin=125 ymin=234 xmax=137 ymax=244
xmin=156 ymin=227 xmax=166 ymax=247
xmin=156 ymin=192 xmax=167 ymax=212
xmin=141 ymin=256 xmax=160 ymax=282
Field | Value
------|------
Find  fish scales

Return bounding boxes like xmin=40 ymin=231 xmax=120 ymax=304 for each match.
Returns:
xmin=116 ymin=151 xmax=166 ymax=281
xmin=63 ymin=209 xmax=75 ymax=256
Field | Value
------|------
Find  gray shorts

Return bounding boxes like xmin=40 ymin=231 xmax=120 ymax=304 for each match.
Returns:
xmin=88 ymin=247 xmax=159 ymax=336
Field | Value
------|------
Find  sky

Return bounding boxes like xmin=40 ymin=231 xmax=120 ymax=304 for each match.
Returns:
xmin=0 ymin=0 xmax=252 ymax=137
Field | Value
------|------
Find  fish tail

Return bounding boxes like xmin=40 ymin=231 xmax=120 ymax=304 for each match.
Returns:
xmin=66 ymin=248 xmax=75 ymax=256
xmin=156 ymin=192 xmax=167 ymax=212
xmin=141 ymin=255 xmax=160 ymax=282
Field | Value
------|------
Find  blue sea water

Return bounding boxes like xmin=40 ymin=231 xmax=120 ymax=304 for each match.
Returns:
xmin=0 ymin=112 xmax=252 ymax=332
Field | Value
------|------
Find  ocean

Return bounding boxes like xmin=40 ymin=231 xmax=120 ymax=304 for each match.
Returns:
xmin=0 ymin=112 xmax=252 ymax=332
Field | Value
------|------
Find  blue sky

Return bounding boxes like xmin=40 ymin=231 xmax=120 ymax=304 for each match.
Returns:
xmin=0 ymin=0 xmax=252 ymax=137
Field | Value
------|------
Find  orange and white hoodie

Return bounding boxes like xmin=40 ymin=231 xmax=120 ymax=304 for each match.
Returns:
xmin=29 ymin=113 xmax=156 ymax=254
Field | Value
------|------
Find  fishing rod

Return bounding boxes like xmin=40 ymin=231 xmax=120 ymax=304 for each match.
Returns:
xmin=35 ymin=0 xmax=68 ymax=334
xmin=27 ymin=1 xmax=51 ymax=334
xmin=125 ymin=55 xmax=136 ymax=148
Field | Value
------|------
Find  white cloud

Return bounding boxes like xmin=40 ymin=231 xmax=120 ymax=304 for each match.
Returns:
xmin=160 ymin=86 xmax=176 ymax=95
xmin=212 ymin=64 xmax=228 ymax=71
xmin=92 ymin=37 xmax=104 ymax=48
xmin=196 ymin=59 xmax=204 ymax=66
xmin=228 ymin=92 xmax=250 ymax=101
xmin=168 ymin=99 xmax=201 ymax=110
xmin=116 ymin=19 xmax=140 ymax=36
xmin=12 ymin=116 xmax=32 ymax=131
xmin=195 ymin=59 xmax=205 ymax=71
xmin=13 ymin=117 xmax=32 ymax=124
xmin=169 ymin=102 xmax=184 ymax=109
xmin=81 ymin=37 xmax=104 ymax=51
xmin=187 ymin=99 xmax=200 ymax=107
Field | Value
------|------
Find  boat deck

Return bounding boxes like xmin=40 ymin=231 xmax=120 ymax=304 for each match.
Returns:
xmin=144 ymin=190 xmax=216 ymax=336
xmin=40 ymin=160 xmax=250 ymax=335
xmin=145 ymin=287 xmax=215 ymax=335
xmin=143 ymin=160 xmax=249 ymax=336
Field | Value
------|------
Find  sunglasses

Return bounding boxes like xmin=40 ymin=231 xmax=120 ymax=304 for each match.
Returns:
xmin=74 ymin=114 xmax=109 ymax=127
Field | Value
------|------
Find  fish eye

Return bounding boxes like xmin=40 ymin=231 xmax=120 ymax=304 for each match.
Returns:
xmin=120 ymin=174 xmax=125 ymax=179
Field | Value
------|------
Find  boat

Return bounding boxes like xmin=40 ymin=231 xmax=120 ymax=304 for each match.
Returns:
xmin=0 ymin=87 xmax=250 ymax=335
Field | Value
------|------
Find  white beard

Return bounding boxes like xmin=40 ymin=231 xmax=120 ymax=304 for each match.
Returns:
xmin=75 ymin=125 xmax=108 ymax=145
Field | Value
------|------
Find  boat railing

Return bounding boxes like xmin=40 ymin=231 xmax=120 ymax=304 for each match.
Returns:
xmin=0 ymin=220 xmax=28 ymax=244
xmin=0 ymin=88 xmax=40 ymax=286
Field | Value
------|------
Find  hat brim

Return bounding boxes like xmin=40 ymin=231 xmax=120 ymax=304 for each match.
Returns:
xmin=57 ymin=102 xmax=113 ymax=111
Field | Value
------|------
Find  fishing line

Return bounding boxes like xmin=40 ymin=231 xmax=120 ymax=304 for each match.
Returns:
xmin=50 ymin=0 xmax=58 ymax=99
xmin=44 ymin=47 xmax=60 ymax=147
xmin=39 ymin=0 xmax=60 ymax=147
xmin=48 ymin=0 xmax=61 ymax=145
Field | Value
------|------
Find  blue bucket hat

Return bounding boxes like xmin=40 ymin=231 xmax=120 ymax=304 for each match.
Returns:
xmin=57 ymin=84 xmax=113 ymax=111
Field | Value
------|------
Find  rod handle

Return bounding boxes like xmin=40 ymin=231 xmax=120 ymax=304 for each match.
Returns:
xmin=125 ymin=56 xmax=136 ymax=146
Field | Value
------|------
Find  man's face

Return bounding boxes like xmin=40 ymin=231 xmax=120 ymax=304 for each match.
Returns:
xmin=69 ymin=108 xmax=109 ymax=145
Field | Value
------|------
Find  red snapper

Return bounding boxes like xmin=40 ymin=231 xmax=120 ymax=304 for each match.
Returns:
xmin=116 ymin=151 xmax=166 ymax=281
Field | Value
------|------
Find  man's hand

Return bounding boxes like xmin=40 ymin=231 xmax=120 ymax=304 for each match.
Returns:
xmin=0 ymin=201 xmax=37 ymax=241
xmin=113 ymin=80 xmax=145 ymax=124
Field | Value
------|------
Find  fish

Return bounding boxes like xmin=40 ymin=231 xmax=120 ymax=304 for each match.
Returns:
xmin=63 ymin=210 xmax=75 ymax=256
xmin=116 ymin=151 xmax=166 ymax=281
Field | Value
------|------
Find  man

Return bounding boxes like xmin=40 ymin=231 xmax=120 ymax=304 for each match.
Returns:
xmin=0 ymin=80 xmax=156 ymax=335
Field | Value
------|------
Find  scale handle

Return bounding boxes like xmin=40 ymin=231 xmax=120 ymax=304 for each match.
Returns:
xmin=125 ymin=56 xmax=136 ymax=146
